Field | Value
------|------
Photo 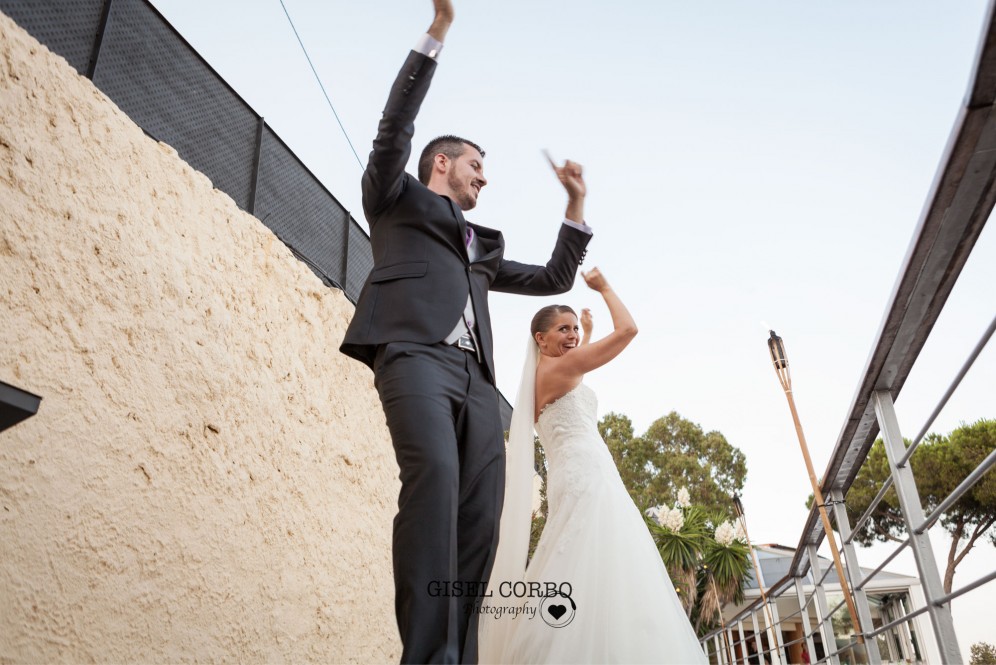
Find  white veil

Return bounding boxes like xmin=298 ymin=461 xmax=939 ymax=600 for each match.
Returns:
xmin=478 ymin=338 xmax=538 ymax=661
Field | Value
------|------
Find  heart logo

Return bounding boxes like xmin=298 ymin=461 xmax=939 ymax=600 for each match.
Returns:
xmin=547 ymin=604 xmax=567 ymax=620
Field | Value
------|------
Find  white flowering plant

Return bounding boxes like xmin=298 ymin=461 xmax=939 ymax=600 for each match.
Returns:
xmin=642 ymin=494 xmax=752 ymax=635
xmin=714 ymin=520 xmax=737 ymax=546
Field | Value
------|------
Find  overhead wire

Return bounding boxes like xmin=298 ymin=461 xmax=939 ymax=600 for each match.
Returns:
xmin=278 ymin=0 xmax=364 ymax=170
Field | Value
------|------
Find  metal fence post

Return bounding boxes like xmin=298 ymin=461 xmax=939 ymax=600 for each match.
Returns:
xmin=793 ymin=576 xmax=817 ymax=664
xmin=749 ymin=551 xmax=782 ymax=665
xmin=736 ymin=618 xmax=746 ymax=665
xmin=807 ymin=544 xmax=840 ymax=665
xmin=767 ymin=600 xmax=784 ymax=665
xmin=872 ymin=390 xmax=962 ymax=663
xmin=341 ymin=217 xmax=351 ymax=295
xmin=86 ymin=0 xmax=114 ymax=79
xmin=750 ymin=610 xmax=774 ymax=665
xmin=248 ymin=118 xmax=265 ymax=215
xmin=829 ymin=488 xmax=882 ymax=664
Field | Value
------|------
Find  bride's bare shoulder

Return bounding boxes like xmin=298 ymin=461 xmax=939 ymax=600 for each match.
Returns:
xmin=535 ymin=359 xmax=584 ymax=420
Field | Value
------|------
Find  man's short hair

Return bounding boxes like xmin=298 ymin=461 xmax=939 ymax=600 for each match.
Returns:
xmin=417 ymin=135 xmax=485 ymax=184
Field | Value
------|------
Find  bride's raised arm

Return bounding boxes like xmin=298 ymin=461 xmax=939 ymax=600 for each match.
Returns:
xmin=553 ymin=267 xmax=637 ymax=378
xmin=580 ymin=308 xmax=593 ymax=345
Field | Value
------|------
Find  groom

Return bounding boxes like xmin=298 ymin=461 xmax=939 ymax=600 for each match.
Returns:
xmin=339 ymin=1 xmax=592 ymax=662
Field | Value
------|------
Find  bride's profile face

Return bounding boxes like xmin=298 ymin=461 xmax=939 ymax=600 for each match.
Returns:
xmin=535 ymin=313 xmax=580 ymax=357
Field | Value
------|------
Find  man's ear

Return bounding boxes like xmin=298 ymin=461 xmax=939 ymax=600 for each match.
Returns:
xmin=433 ymin=153 xmax=450 ymax=174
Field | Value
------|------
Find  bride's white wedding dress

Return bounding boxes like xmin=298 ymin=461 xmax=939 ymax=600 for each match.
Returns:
xmin=479 ymin=342 xmax=707 ymax=664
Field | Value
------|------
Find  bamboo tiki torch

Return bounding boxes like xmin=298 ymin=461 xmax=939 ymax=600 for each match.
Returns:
xmin=767 ymin=330 xmax=864 ymax=644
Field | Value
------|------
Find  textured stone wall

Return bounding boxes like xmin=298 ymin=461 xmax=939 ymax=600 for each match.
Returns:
xmin=0 ymin=12 xmax=400 ymax=662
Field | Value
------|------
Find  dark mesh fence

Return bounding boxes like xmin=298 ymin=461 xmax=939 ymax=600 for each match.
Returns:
xmin=92 ymin=0 xmax=259 ymax=210
xmin=1 ymin=0 xmax=513 ymax=427
xmin=0 ymin=0 xmax=106 ymax=75
xmin=255 ymin=126 xmax=349 ymax=290
xmin=1 ymin=0 xmax=362 ymax=300
xmin=346 ymin=219 xmax=375 ymax=298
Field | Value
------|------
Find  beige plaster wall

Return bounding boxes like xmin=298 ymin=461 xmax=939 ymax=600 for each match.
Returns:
xmin=0 ymin=12 xmax=400 ymax=663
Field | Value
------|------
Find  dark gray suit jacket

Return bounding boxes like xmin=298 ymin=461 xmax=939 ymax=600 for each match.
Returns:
xmin=340 ymin=50 xmax=591 ymax=384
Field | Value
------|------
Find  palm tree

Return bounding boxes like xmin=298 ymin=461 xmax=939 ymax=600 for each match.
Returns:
xmin=695 ymin=531 xmax=751 ymax=634
xmin=646 ymin=495 xmax=752 ymax=636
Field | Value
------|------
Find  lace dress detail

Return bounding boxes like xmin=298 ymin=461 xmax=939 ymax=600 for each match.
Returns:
xmin=536 ymin=385 xmax=619 ymax=553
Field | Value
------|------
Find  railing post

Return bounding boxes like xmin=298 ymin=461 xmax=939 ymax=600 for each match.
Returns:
xmin=748 ymin=610 xmax=759 ymax=662
xmin=714 ymin=634 xmax=725 ymax=665
xmin=872 ymin=390 xmax=962 ymax=663
xmin=829 ymin=488 xmax=882 ymax=664
xmin=749 ymin=553 xmax=782 ymax=665
xmin=793 ymin=575 xmax=817 ymax=664
xmin=807 ymin=544 xmax=840 ymax=665
xmin=736 ymin=618 xmax=746 ymax=665
xmin=726 ymin=627 xmax=737 ymax=665
xmin=767 ymin=600 xmax=784 ymax=665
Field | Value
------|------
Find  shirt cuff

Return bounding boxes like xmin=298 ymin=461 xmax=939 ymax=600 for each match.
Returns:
xmin=414 ymin=33 xmax=444 ymax=59
xmin=563 ymin=218 xmax=592 ymax=234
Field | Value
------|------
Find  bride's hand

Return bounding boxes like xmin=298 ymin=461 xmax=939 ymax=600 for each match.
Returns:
xmin=580 ymin=308 xmax=593 ymax=345
xmin=581 ymin=267 xmax=609 ymax=293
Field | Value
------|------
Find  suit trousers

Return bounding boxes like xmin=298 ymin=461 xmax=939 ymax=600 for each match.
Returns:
xmin=373 ymin=341 xmax=505 ymax=664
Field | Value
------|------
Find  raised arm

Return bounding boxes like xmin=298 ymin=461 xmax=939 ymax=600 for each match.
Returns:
xmin=361 ymin=1 xmax=453 ymax=222
xmin=551 ymin=268 xmax=637 ymax=378
xmin=545 ymin=152 xmax=587 ymax=226
xmin=533 ymin=268 xmax=637 ymax=419
xmin=580 ymin=308 xmax=593 ymax=345
xmin=490 ymin=222 xmax=590 ymax=295
xmin=491 ymin=155 xmax=592 ymax=295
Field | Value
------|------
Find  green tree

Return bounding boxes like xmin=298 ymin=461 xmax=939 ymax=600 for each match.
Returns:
xmin=528 ymin=435 xmax=547 ymax=562
xmin=840 ymin=419 xmax=996 ymax=594
xmin=600 ymin=411 xmax=748 ymax=520
xmin=971 ymin=641 xmax=996 ymax=665
xmin=695 ymin=534 xmax=751 ymax=634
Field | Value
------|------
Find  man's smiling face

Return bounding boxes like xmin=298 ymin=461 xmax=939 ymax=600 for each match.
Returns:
xmin=446 ymin=144 xmax=487 ymax=211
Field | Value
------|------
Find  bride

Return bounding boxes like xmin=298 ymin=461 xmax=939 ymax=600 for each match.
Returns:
xmin=478 ymin=267 xmax=707 ymax=664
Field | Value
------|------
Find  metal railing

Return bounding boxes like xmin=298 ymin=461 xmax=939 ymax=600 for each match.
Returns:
xmin=701 ymin=0 xmax=996 ymax=662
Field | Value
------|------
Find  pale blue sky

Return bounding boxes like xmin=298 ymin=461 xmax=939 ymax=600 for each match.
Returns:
xmin=151 ymin=1 xmax=995 ymax=656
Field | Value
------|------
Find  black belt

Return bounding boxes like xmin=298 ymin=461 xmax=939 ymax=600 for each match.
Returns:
xmin=453 ymin=333 xmax=477 ymax=353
